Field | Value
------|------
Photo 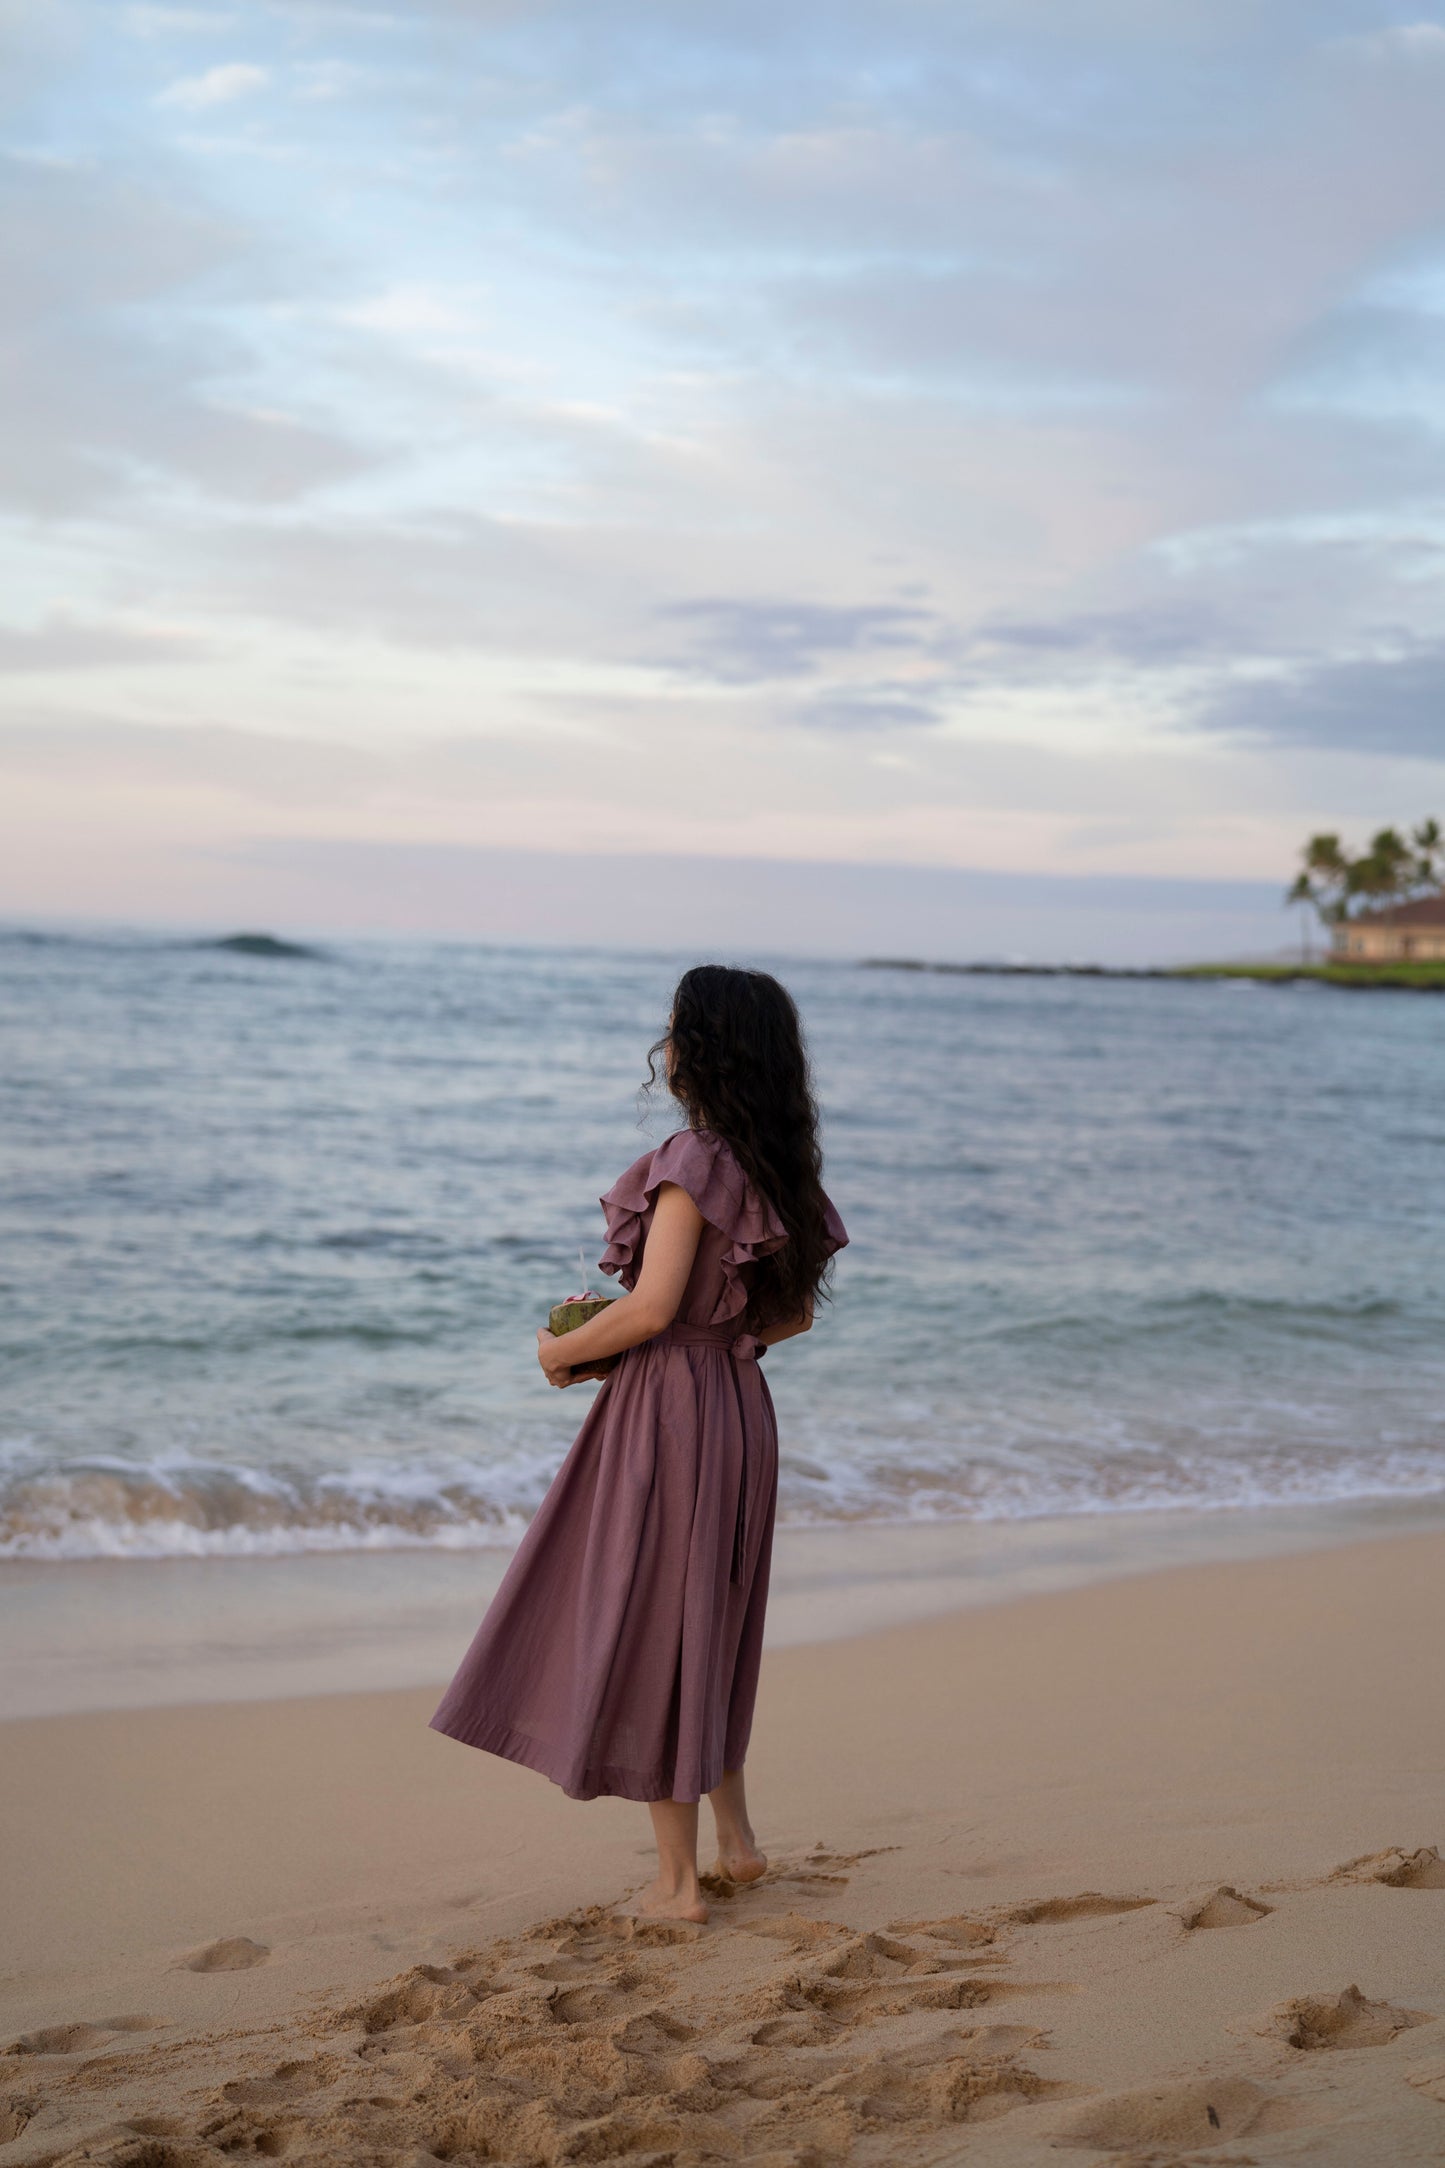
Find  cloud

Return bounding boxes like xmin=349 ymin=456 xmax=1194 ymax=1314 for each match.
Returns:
xmin=977 ymin=604 xmax=1233 ymax=665
xmin=649 ymin=598 xmax=1234 ymax=727
xmin=4 ymin=153 xmax=231 ymax=325
xmin=656 ymin=598 xmax=946 ymax=682
xmin=0 ymin=715 xmax=381 ymax=805
xmin=123 ymin=8 xmax=239 ymax=35
xmin=0 ymin=617 xmax=212 ymax=672
xmin=6 ymin=0 xmax=1445 ymax=918
xmin=1199 ymin=643 xmax=1445 ymax=762
xmin=155 ymin=61 xmax=267 ymax=108
xmin=1343 ymin=20 xmax=1445 ymax=58
xmin=0 ymin=151 xmax=378 ymax=514
xmin=791 ymin=683 xmax=947 ymax=732
xmin=0 ymin=324 xmax=376 ymax=515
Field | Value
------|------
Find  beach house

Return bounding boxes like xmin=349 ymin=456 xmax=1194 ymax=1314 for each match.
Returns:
xmin=1333 ymin=894 xmax=1445 ymax=961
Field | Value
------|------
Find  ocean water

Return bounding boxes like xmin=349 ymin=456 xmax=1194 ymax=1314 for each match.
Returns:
xmin=2 ymin=928 xmax=1443 ymax=1563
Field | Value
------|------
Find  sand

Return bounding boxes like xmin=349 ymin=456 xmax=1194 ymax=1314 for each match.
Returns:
xmin=3 ymin=1526 xmax=1444 ymax=2165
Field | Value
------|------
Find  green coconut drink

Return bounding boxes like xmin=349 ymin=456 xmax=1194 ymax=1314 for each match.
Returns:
xmin=548 ymin=1263 xmax=619 ymax=1374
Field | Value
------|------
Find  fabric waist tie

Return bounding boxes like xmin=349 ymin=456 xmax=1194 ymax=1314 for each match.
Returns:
xmin=648 ymin=1322 xmax=765 ymax=1582
xmin=649 ymin=1322 xmax=765 ymax=1360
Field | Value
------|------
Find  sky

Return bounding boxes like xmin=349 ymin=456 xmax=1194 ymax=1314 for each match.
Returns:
xmin=3 ymin=0 xmax=1445 ymax=961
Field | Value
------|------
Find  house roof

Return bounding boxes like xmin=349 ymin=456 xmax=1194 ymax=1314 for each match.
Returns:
xmin=1351 ymin=891 xmax=1445 ymax=929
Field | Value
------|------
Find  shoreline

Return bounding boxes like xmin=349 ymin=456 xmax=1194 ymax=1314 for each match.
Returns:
xmin=3 ymin=1522 xmax=1444 ymax=2163
xmin=6 ymin=1490 xmax=1445 ymax=1721
xmin=862 ymin=955 xmax=1445 ymax=991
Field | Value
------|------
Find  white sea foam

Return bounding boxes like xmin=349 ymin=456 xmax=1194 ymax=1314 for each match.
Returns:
xmin=4 ymin=1435 xmax=1444 ymax=1562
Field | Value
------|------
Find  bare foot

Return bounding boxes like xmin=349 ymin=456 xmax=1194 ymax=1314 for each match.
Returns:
xmin=710 ymin=1842 xmax=768 ymax=1886
xmin=624 ymin=1878 xmax=709 ymax=1925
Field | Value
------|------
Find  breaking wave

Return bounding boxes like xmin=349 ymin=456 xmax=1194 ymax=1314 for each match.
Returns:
xmin=4 ymin=1432 xmax=1444 ymax=1563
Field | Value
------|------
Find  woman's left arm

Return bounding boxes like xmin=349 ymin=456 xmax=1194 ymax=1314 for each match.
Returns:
xmin=536 ymin=1182 xmax=704 ymax=1386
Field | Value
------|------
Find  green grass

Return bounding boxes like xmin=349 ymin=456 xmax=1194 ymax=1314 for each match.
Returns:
xmin=1179 ymin=959 xmax=1445 ymax=990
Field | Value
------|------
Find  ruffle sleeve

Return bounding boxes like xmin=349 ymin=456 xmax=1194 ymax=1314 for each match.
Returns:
xmin=599 ymin=1128 xmax=789 ymax=1325
xmin=821 ymin=1191 xmax=848 ymax=1259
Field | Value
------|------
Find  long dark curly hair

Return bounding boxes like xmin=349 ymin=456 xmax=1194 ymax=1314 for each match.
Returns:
xmin=644 ymin=964 xmax=835 ymax=1331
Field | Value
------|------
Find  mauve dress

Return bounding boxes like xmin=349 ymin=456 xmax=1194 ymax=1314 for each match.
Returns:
xmin=428 ymin=1126 xmax=848 ymax=1804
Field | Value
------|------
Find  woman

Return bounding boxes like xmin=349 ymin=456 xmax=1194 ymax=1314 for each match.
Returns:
xmin=429 ymin=964 xmax=848 ymax=1923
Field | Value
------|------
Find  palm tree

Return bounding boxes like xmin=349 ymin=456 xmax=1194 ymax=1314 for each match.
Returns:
xmin=1347 ymin=827 xmax=1414 ymax=912
xmin=1286 ymin=833 xmax=1352 ymax=926
xmin=1287 ymin=821 xmax=1444 ymax=949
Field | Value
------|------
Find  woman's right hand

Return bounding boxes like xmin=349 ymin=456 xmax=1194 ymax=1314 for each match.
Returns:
xmin=537 ymin=1327 xmax=574 ymax=1387
xmin=538 ymin=1328 xmax=610 ymax=1388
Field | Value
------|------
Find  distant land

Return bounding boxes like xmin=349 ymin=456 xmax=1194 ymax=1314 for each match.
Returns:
xmin=862 ymin=957 xmax=1445 ymax=993
xmin=198 ymin=932 xmax=327 ymax=961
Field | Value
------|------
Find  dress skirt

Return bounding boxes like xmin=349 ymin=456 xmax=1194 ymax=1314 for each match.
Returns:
xmin=428 ymin=1320 xmax=778 ymax=1803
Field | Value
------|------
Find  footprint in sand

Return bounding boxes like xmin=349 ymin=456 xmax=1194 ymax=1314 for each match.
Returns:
xmin=352 ymin=1961 xmax=494 ymax=2035
xmin=759 ymin=1841 xmax=900 ymax=1892
xmin=180 ymin=1936 xmax=270 ymax=1973
xmin=747 ymin=1927 xmax=1073 ymax=2040
xmin=1270 ymin=1984 xmax=1431 ymax=2050
xmin=1005 ymin=1892 xmax=1156 ymax=1925
xmin=811 ymin=2024 xmax=1071 ymax=2126
xmin=204 ymin=2055 xmax=362 ymax=2162
xmin=1054 ymin=2074 xmax=1305 ymax=2150
xmin=530 ymin=1904 xmax=702 ymax=1955
xmin=889 ymin=1911 xmax=998 ymax=1949
xmin=1405 ymin=2056 xmax=1445 ymax=2105
xmin=0 ymin=2097 xmax=40 ymax=2144
xmin=1331 ymin=1844 xmax=1445 ymax=1889
xmin=798 ymin=1930 xmax=979 ymax=2017
xmin=771 ymin=1863 xmax=850 ymax=1889
xmin=750 ymin=2009 xmax=844 ymax=2048
xmin=807 ymin=1842 xmax=899 ymax=1867
xmin=528 ymin=1930 xmax=684 ymax=1980
xmin=5 ymin=2015 xmax=162 ymax=2057
xmin=609 ymin=2010 xmax=695 ymax=2056
xmin=714 ymin=2011 xmax=1069 ymax=2137
xmin=1178 ymin=1886 xmax=1273 ymax=1931
xmin=734 ymin=1910 xmax=851 ymax=1954
xmin=527 ymin=1951 xmax=607 ymax=1981
xmin=549 ymin=1968 xmax=658 ymax=2027
xmin=221 ymin=2053 xmax=349 ymax=2107
xmin=610 ymin=1915 xmax=706 ymax=1946
xmin=72 ymin=1892 xmax=1089 ymax=2165
xmin=6 ymin=2020 xmax=115 ymax=2056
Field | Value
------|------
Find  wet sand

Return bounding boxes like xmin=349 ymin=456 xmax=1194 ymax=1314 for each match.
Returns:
xmin=3 ymin=1527 xmax=1444 ymax=2164
xmin=7 ymin=1492 xmax=1445 ymax=1720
